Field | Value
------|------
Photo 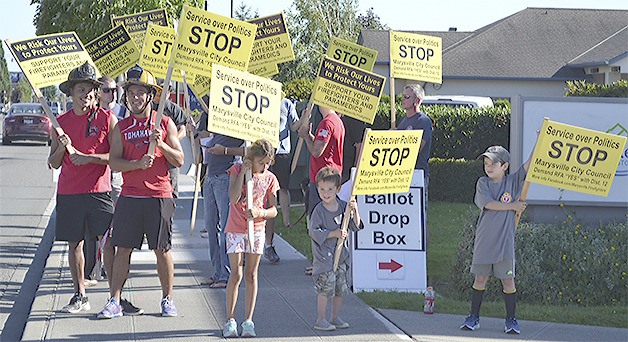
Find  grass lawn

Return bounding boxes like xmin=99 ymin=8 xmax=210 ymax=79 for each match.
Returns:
xmin=274 ymin=202 xmax=627 ymax=328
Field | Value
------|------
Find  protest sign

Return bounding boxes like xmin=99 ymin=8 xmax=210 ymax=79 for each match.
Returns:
xmin=353 ymin=129 xmax=422 ymax=194
xmin=111 ymin=9 xmax=168 ymax=50
xmin=527 ymin=119 xmax=627 ymax=196
xmin=389 ymin=31 xmax=442 ymax=83
xmin=312 ymin=56 xmax=385 ymax=124
xmin=190 ymin=72 xmax=211 ymax=98
xmin=327 ymin=36 xmax=377 ymax=72
xmin=7 ymin=32 xmax=97 ymax=89
xmin=247 ymin=13 xmax=294 ymax=70
xmin=86 ymin=25 xmax=140 ymax=78
xmin=139 ymin=23 xmax=184 ymax=82
xmin=249 ymin=63 xmax=279 ymax=78
xmin=172 ymin=5 xmax=257 ymax=77
xmin=208 ymin=64 xmax=281 ymax=146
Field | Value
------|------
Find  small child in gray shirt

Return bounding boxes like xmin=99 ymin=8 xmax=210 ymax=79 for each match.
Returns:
xmin=309 ymin=167 xmax=363 ymax=331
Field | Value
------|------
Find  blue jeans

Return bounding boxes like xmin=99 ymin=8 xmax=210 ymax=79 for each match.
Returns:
xmin=203 ymin=172 xmax=231 ymax=282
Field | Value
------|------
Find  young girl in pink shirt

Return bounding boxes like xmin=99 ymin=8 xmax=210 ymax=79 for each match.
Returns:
xmin=223 ymin=139 xmax=279 ymax=338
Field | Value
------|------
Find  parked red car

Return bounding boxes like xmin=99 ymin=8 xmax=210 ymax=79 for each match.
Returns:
xmin=2 ymin=103 xmax=52 ymax=145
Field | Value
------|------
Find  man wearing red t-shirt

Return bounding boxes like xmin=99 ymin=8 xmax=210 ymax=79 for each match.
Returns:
xmin=298 ymin=105 xmax=345 ymax=217
xmin=96 ymin=66 xmax=184 ymax=319
xmin=49 ymin=62 xmax=118 ymax=314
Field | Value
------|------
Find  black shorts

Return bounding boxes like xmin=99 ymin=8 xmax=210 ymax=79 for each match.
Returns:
xmin=111 ymin=196 xmax=175 ymax=251
xmin=55 ymin=193 xmax=114 ymax=242
xmin=271 ymin=154 xmax=291 ymax=189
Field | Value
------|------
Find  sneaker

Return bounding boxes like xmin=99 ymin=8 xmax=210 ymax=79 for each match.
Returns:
xmin=313 ymin=319 xmax=336 ymax=331
xmin=96 ymin=297 xmax=122 ymax=319
xmin=241 ymin=319 xmax=256 ymax=337
xmin=330 ymin=316 xmax=349 ymax=329
xmin=83 ymin=278 xmax=98 ymax=287
xmin=120 ymin=298 xmax=144 ymax=316
xmin=61 ymin=293 xmax=90 ymax=313
xmin=223 ymin=318 xmax=238 ymax=338
xmin=460 ymin=313 xmax=480 ymax=331
xmin=505 ymin=316 xmax=520 ymax=334
xmin=160 ymin=295 xmax=178 ymax=317
xmin=264 ymin=245 xmax=280 ymax=263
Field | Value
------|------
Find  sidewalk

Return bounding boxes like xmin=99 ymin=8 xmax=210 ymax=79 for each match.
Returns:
xmin=21 ymin=174 xmax=628 ymax=341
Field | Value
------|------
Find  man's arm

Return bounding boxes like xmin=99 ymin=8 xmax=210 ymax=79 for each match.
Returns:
xmin=109 ymin=124 xmax=151 ymax=172
xmin=298 ymin=123 xmax=328 ymax=158
xmin=157 ymin=119 xmax=185 ymax=168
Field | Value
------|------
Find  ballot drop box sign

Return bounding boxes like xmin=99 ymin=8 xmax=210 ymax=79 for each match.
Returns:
xmin=352 ymin=169 xmax=427 ymax=292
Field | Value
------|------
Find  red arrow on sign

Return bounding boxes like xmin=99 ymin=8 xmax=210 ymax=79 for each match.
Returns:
xmin=378 ymin=259 xmax=403 ymax=273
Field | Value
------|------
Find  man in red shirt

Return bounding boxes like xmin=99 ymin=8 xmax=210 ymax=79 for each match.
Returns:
xmin=298 ymin=105 xmax=345 ymax=217
xmin=49 ymin=62 xmax=118 ymax=314
xmin=96 ymin=66 xmax=184 ymax=319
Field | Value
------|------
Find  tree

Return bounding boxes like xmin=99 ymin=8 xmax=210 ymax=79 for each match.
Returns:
xmin=16 ymin=77 xmax=34 ymax=103
xmin=277 ymin=1 xmax=386 ymax=84
xmin=233 ymin=1 xmax=258 ymax=20
xmin=0 ymin=44 xmax=11 ymax=104
xmin=31 ymin=0 xmax=204 ymax=43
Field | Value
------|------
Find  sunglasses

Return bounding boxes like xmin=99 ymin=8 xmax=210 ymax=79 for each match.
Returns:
xmin=101 ymin=87 xmax=116 ymax=94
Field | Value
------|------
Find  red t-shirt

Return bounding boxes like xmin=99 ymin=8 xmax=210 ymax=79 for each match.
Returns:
xmin=56 ymin=107 xmax=112 ymax=195
xmin=308 ymin=113 xmax=345 ymax=181
xmin=117 ymin=112 xmax=173 ymax=198
xmin=225 ymin=163 xmax=279 ymax=234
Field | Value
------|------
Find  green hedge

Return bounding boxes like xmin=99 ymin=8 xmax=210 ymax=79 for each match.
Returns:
xmin=428 ymin=158 xmax=484 ymax=203
xmin=371 ymin=95 xmax=510 ymax=160
xmin=451 ymin=210 xmax=627 ymax=306
xmin=565 ymin=79 xmax=628 ymax=98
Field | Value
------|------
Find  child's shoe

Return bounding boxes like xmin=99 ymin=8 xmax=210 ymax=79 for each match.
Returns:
xmin=460 ymin=313 xmax=480 ymax=331
xmin=241 ymin=319 xmax=256 ymax=337
xmin=505 ymin=316 xmax=520 ymax=334
xmin=313 ymin=319 xmax=336 ymax=331
xmin=330 ymin=316 xmax=349 ymax=328
xmin=223 ymin=318 xmax=238 ymax=338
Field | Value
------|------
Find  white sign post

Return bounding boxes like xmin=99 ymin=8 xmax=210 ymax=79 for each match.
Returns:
xmin=352 ymin=170 xmax=427 ymax=292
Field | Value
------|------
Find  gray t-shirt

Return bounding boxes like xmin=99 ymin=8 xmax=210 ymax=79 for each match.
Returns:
xmin=472 ymin=165 xmax=527 ymax=265
xmin=309 ymin=199 xmax=364 ymax=275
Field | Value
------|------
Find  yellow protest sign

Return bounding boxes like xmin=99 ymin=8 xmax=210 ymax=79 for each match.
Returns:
xmin=249 ymin=63 xmax=279 ymax=78
xmin=389 ymin=31 xmax=442 ymax=83
xmin=111 ymin=9 xmax=168 ymax=51
xmin=139 ymin=23 xmax=184 ymax=82
xmin=353 ymin=129 xmax=423 ymax=195
xmin=7 ymin=32 xmax=97 ymax=89
xmin=312 ymin=56 xmax=385 ymax=124
xmin=208 ymin=64 xmax=281 ymax=146
xmin=326 ymin=37 xmax=378 ymax=72
xmin=86 ymin=25 xmax=140 ymax=78
xmin=527 ymin=119 xmax=627 ymax=196
xmin=247 ymin=13 xmax=294 ymax=69
xmin=172 ymin=5 xmax=257 ymax=77
xmin=189 ymin=72 xmax=211 ymax=98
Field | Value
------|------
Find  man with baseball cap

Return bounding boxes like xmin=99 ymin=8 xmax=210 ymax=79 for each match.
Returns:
xmin=49 ymin=62 xmax=118 ymax=314
xmin=97 ymin=66 xmax=184 ymax=318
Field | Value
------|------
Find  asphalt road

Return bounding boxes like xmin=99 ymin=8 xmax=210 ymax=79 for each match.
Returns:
xmin=0 ymin=135 xmax=56 ymax=340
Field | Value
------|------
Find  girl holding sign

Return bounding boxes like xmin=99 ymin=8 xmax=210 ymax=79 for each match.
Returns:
xmin=223 ymin=139 xmax=279 ymax=338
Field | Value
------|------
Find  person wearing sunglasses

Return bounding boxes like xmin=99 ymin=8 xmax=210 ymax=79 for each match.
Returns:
xmin=99 ymin=76 xmax=127 ymax=120
xmin=48 ymin=62 xmax=118 ymax=314
xmin=397 ymin=84 xmax=433 ymax=244
xmin=97 ymin=66 xmax=184 ymax=319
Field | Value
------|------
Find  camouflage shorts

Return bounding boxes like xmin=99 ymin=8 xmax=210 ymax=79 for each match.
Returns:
xmin=313 ymin=263 xmax=349 ymax=297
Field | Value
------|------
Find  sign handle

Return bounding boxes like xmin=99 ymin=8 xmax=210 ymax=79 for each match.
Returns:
xmin=290 ymin=99 xmax=315 ymax=174
xmin=515 ymin=181 xmax=530 ymax=229
xmin=389 ymin=76 xmax=396 ymax=129
xmin=244 ymin=142 xmax=255 ymax=245
xmin=332 ymin=128 xmax=369 ymax=271
xmin=182 ymin=71 xmax=201 ymax=235
xmin=148 ymin=64 xmax=174 ymax=156
xmin=189 ymin=162 xmax=203 ymax=236
xmin=4 ymin=39 xmax=76 ymax=154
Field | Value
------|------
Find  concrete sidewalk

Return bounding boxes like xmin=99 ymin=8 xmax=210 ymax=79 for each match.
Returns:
xmin=20 ymin=174 xmax=628 ymax=341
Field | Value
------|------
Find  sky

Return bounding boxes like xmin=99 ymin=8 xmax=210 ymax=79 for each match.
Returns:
xmin=2 ymin=0 xmax=627 ymax=72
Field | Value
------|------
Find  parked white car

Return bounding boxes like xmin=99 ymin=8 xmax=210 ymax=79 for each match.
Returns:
xmin=421 ymin=95 xmax=494 ymax=108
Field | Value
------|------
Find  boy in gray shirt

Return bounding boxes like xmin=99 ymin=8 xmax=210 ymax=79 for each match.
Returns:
xmin=309 ymin=167 xmax=363 ymax=331
xmin=461 ymin=145 xmax=532 ymax=334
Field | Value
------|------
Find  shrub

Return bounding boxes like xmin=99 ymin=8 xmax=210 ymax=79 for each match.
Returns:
xmin=428 ymin=158 xmax=484 ymax=203
xmin=565 ymin=79 xmax=628 ymax=98
xmin=451 ymin=210 xmax=628 ymax=306
xmin=282 ymin=78 xmax=313 ymax=102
